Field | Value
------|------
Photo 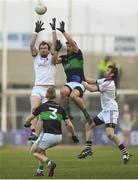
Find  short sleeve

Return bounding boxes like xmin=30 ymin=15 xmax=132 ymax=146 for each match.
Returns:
xmin=97 ymin=78 xmax=105 ymax=85
xmin=32 ymin=106 xmax=41 ymax=116
xmin=98 ymin=81 xmax=112 ymax=92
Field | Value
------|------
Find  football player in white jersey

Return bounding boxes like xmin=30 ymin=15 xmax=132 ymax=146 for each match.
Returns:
xmin=25 ymin=19 xmax=62 ymax=134
xmin=78 ymin=65 xmax=131 ymax=164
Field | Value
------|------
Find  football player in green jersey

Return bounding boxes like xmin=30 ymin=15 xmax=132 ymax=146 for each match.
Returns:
xmin=25 ymin=87 xmax=79 ymax=176
xmin=56 ymin=21 xmax=92 ymax=125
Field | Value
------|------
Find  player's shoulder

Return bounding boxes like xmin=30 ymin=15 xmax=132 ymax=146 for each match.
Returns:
xmin=110 ymin=80 xmax=116 ymax=88
xmin=59 ymin=54 xmax=67 ymax=59
xmin=99 ymin=78 xmax=114 ymax=88
xmin=78 ymin=49 xmax=82 ymax=54
xmin=97 ymin=78 xmax=105 ymax=84
xmin=104 ymin=80 xmax=116 ymax=89
xmin=33 ymin=53 xmax=40 ymax=59
xmin=57 ymin=104 xmax=66 ymax=113
xmin=47 ymin=101 xmax=62 ymax=108
xmin=48 ymin=52 xmax=53 ymax=58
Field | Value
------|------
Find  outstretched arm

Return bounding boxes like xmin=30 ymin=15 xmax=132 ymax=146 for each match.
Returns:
xmin=51 ymin=39 xmax=62 ymax=65
xmin=24 ymin=114 xmax=42 ymax=139
xmin=30 ymin=21 xmax=45 ymax=57
xmin=24 ymin=114 xmax=35 ymax=127
xmin=50 ymin=18 xmax=58 ymax=54
xmin=85 ymin=78 xmax=97 ymax=84
xmin=82 ymin=81 xmax=99 ymax=92
xmin=65 ymin=119 xmax=79 ymax=143
xmin=57 ymin=21 xmax=79 ymax=52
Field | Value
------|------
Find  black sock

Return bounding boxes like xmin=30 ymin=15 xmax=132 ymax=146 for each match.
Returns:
xmin=118 ymin=144 xmax=128 ymax=155
xmin=85 ymin=140 xmax=92 ymax=149
xmin=82 ymin=109 xmax=90 ymax=120
xmin=65 ymin=106 xmax=73 ymax=119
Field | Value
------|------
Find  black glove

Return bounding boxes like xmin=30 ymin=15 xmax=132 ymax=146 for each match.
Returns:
xmin=28 ymin=134 xmax=38 ymax=141
xmin=35 ymin=21 xmax=45 ymax=33
xmin=72 ymin=135 xmax=79 ymax=143
xmin=49 ymin=18 xmax=56 ymax=30
xmin=24 ymin=122 xmax=31 ymax=128
xmin=55 ymin=40 xmax=62 ymax=51
xmin=57 ymin=21 xmax=65 ymax=33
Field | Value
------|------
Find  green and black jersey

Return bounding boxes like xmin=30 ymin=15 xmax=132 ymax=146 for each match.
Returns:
xmin=60 ymin=49 xmax=85 ymax=83
xmin=33 ymin=101 xmax=68 ymax=135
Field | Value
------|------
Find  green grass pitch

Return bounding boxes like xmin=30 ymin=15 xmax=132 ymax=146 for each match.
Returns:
xmin=0 ymin=145 xmax=138 ymax=179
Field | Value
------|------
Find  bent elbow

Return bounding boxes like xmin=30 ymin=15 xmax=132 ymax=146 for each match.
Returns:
xmin=30 ymin=44 xmax=34 ymax=49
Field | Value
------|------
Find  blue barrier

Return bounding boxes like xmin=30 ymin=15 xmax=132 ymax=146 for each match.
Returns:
xmin=0 ymin=128 xmax=138 ymax=146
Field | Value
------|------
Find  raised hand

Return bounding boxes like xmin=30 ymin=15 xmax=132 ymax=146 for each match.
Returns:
xmin=55 ymin=39 xmax=62 ymax=51
xmin=35 ymin=21 xmax=45 ymax=33
xmin=49 ymin=18 xmax=56 ymax=30
xmin=57 ymin=21 xmax=65 ymax=33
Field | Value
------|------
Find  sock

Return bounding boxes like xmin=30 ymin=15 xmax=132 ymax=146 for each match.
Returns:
xmin=36 ymin=166 xmax=44 ymax=173
xmin=39 ymin=165 xmax=43 ymax=170
xmin=82 ymin=109 xmax=91 ymax=122
xmin=31 ymin=129 xmax=35 ymax=134
xmin=118 ymin=144 xmax=128 ymax=155
xmin=65 ymin=106 xmax=73 ymax=119
xmin=45 ymin=159 xmax=50 ymax=165
xmin=85 ymin=140 xmax=92 ymax=149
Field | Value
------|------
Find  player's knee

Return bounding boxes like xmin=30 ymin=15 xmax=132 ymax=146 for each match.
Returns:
xmin=70 ymin=93 xmax=76 ymax=100
xmin=30 ymin=148 xmax=37 ymax=157
xmin=60 ymin=88 xmax=69 ymax=97
xmin=107 ymin=133 xmax=115 ymax=140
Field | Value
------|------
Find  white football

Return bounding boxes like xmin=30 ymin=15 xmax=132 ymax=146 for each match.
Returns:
xmin=35 ymin=4 xmax=47 ymax=15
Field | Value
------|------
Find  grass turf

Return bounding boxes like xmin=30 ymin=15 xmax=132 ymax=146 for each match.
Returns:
xmin=0 ymin=145 xmax=138 ymax=179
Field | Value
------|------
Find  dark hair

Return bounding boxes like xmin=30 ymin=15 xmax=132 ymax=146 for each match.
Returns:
xmin=108 ymin=65 xmax=118 ymax=79
xmin=46 ymin=86 xmax=56 ymax=100
xmin=39 ymin=41 xmax=50 ymax=50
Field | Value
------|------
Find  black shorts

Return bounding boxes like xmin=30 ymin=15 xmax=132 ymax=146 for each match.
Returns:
xmin=93 ymin=116 xmax=116 ymax=129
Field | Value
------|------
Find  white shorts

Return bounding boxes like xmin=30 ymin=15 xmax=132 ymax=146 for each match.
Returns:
xmin=65 ymin=82 xmax=85 ymax=92
xmin=35 ymin=133 xmax=62 ymax=150
xmin=31 ymin=86 xmax=49 ymax=103
xmin=97 ymin=109 xmax=119 ymax=124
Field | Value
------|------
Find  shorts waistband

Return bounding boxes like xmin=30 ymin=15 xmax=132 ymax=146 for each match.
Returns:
xmin=35 ymin=85 xmax=55 ymax=88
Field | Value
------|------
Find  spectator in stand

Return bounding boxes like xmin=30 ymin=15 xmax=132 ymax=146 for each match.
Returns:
xmin=119 ymin=103 xmax=136 ymax=145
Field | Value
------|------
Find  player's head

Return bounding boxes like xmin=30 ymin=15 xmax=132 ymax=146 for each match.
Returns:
xmin=39 ymin=41 xmax=50 ymax=57
xmin=66 ymin=41 xmax=77 ymax=54
xmin=46 ymin=86 xmax=56 ymax=100
xmin=105 ymin=65 xmax=118 ymax=80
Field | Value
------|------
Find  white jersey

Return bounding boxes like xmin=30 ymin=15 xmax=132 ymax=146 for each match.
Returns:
xmin=33 ymin=53 xmax=56 ymax=85
xmin=97 ymin=78 xmax=118 ymax=111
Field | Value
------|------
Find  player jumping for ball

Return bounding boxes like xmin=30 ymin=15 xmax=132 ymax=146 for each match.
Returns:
xmin=78 ymin=65 xmax=132 ymax=165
